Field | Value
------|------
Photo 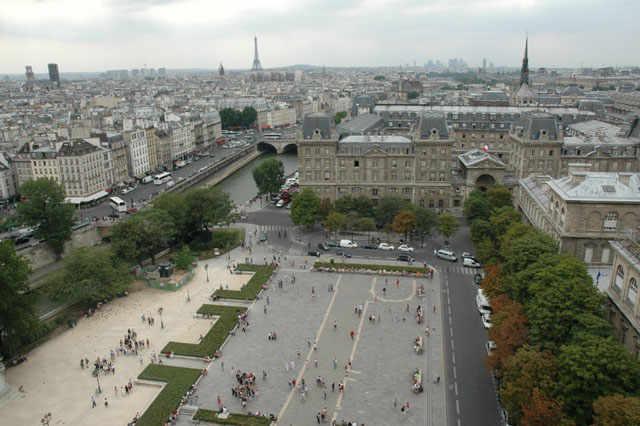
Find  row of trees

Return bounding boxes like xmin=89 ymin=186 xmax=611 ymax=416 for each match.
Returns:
xmin=463 ymin=187 xmax=640 ymax=425
xmin=219 ymin=106 xmax=257 ymax=129
xmin=289 ymin=188 xmax=460 ymax=244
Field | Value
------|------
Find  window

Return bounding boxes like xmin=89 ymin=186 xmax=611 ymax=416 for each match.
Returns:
xmin=438 ymin=200 xmax=444 ymax=208
xmin=372 ymin=189 xmax=378 ymax=196
xmin=405 ymin=160 xmax=410 ymax=168
xmin=615 ymin=265 xmax=625 ymax=290
xmin=584 ymin=246 xmax=593 ymax=263
xmin=340 ymin=159 xmax=345 ymax=168
xmin=354 ymin=160 xmax=359 ymax=167
xmin=429 ymin=199 xmax=434 ymax=208
xmin=604 ymin=212 xmax=618 ymax=230
xmin=627 ymin=278 xmax=638 ymax=307
xmin=560 ymin=208 xmax=566 ymax=226
xmin=391 ymin=173 xmax=396 ymax=181
xmin=392 ymin=160 xmax=397 ymax=168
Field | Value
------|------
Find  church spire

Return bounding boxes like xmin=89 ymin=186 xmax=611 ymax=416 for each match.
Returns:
xmin=520 ymin=35 xmax=529 ymax=87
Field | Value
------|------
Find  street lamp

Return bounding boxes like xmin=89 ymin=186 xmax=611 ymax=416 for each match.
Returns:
xmin=96 ymin=374 xmax=102 ymax=394
xmin=187 ymin=288 xmax=190 ymax=302
xmin=158 ymin=307 xmax=164 ymax=329
xmin=205 ymin=264 xmax=209 ymax=283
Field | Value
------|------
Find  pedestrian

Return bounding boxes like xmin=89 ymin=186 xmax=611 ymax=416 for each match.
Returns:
xmin=324 ymin=386 xmax=328 ymax=400
xmin=297 ymin=347 xmax=301 ymax=358
xmin=91 ymin=396 xmax=96 ymax=408
xmin=435 ymin=375 xmax=440 ymax=384
xmin=396 ymin=279 xmax=400 ymax=288
xmin=433 ymin=305 xmax=436 ymax=313
xmin=401 ymin=406 xmax=406 ymax=416
xmin=263 ymin=370 xmax=267 ymax=380
xmin=221 ymin=361 xmax=224 ymax=371
xmin=314 ymin=358 xmax=318 ymax=367
xmin=291 ymin=360 xmax=295 ymax=371
xmin=350 ymin=330 xmax=355 ymax=340
xmin=434 ymin=249 xmax=437 ymax=257
xmin=285 ymin=361 xmax=289 ymax=371
xmin=333 ymin=320 xmax=337 ymax=330
xmin=264 ymin=305 xmax=267 ymax=314
xmin=104 ymin=398 xmax=109 ymax=408
xmin=333 ymin=358 xmax=337 ymax=369
xmin=394 ymin=398 xmax=398 ymax=409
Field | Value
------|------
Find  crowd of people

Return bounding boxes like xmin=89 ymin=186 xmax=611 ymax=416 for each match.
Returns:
xmin=231 ymin=370 xmax=259 ymax=409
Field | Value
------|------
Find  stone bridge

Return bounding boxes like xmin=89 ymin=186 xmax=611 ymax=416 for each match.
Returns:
xmin=256 ymin=137 xmax=298 ymax=154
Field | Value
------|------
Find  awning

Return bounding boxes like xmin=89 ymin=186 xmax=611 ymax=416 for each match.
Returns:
xmin=65 ymin=190 xmax=109 ymax=205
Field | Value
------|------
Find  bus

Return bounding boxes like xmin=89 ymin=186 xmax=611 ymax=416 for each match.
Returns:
xmin=154 ymin=172 xmax=172 ymax=185
xmin=264 ymin=132 xmax=282 ymax=140
xmin=110 ymin=196 xmax=127 ymax=213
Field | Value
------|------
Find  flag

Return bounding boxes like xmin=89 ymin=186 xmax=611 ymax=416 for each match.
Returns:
xmin=482 ymin=144 xmax=488 ymax=153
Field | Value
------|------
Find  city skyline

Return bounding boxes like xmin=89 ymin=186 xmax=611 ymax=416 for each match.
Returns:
xmin=1 ymin=0 xmax=639 ymax=74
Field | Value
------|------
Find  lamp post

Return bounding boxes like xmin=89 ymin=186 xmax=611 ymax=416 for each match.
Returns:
xmin=158 ymin=307 xmax=164 ymax=329
xmin=205 ymin=264 xmax=209 ymax=283
xmin=96 ymin=374 xmax=102 ymax=394
xmin=187 ymin=288 xmax=190 ymax=302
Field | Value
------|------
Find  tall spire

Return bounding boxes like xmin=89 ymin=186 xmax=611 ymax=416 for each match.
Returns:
xmin=520 ymin=34 xmax=529 ymax=87
xmin=251 ymin=36 xmax=263 ymax=71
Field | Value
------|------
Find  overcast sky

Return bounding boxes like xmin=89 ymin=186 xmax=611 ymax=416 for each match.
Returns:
xmin=1 ymin=0 xmax=638 ymax=74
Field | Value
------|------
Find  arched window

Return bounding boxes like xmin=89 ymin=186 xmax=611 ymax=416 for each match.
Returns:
xmin=615 ymin=265 xmax=625 ymax=290
xmin=554 ymin=202 xmax=559 ymax=220
xmin=604 ymin=212 xmax=618 ymax=230
xmin=627 ymin=278 xmax=638 ymax=307
xmin=560 ymin=207 xmax=566 ymax=226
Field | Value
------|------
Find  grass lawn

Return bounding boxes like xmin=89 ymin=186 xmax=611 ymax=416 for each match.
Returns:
xmin=193 ymin=408 xmax=272 ymax=425
xmin=213 ymin=265 xmax=275 ymax=300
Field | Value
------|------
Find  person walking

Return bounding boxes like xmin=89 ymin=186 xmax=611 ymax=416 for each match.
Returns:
xmin=91 ymin=397 xmax=97 ymax=408
xmin=350 ymin=330 xmax=355 ymax=340
xmin=104 ymin=398 xmax=109 ymax=408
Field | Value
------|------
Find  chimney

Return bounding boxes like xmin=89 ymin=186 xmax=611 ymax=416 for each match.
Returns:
xmin=567 ymin=162 xmax=592 ymax=175
xmin=618 ymin=173 xmax=632 ymax=185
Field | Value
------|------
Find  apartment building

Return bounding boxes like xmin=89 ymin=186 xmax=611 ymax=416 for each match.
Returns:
xmin=57 ymin=139 xmax=107 ymax=198
xmin=123 ymin=128 xmax=150 ymax=179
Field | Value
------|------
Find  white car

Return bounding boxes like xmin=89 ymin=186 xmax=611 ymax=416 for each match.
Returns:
xmin=378 ymin=243 xmax=395 ymax=251
xmin=486 ymin=340 xmax=497 ymax=355
xmin=276 ymin=199 xmax=285 ymax=208
xmin=482 ymin=314 xmax=492 ymax=329
xmin=397 ymin=244 xmax=414 ymax=252
xmin=463 ymin=257 xmax=482 ymax=268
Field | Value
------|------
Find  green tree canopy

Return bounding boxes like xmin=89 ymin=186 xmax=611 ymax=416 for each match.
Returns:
xmin=355 ymin=217 xmax=376 ymax=240
xmin=153 ymin=192 xmax=188 ymax=240
xmin=556 ymin=334 xmax=640 ymax=425
xmin=501 ymin=227 xmax=558 ymax=276
xmin=407 ymin=91 xmax=420 ymax=100
xmin=219 ymin=107 xmax=242 ymax=129
xmin=375 ymin=196 xmax=410 ymax=226
xmin=185 ymin=187 xmax=233 ymax=235
xmin=17 ymin=178 xmax=75 ymax=256
xmin=290 ymin=188 xmax=322 ymax=229
xmin=0 ymin=241 xmax=38 ymax=357
xmin=241 ymin=106 xmax=258 ymax=128
xmin=392 ymin=209 xmax=416 ymax=241
xmin=111 ymin=208 xmax=176 ymax=266
xmin=486 ymin=185 xmax=513 ymax=212
xmin=414 ymin=206 xmax=437 ymax=247
xmin=252 ymin=158 xmax=285 ymax=195
xmin=333 ymin=111 xmax=347 ymax=125
xmin=47 ymin=246 xmax=133 ymax=304
xmin=373 ymin=75 xmax=385 ymax=81
xmin=463 ymin=190 xmax=490 ymax=224
xmin=437 ymin=212 xmax=460 ymax=240
xmin=490 ymin=208 xmax=521 ymax=242
xmin=334 ymin=195 xmax=374 ymax=218
xmin=469 ymin=219 xmax=495 ymax=245
xmin=592 ymin=394 xmax=640 ymax=426
xmin=318 ymin=198 xmax=333 ymax=220
xmin=476 ymin=236 xmax=499 ymax=265
xmin=324 ymin=211 xmax=346 ymax=239
xmin=173 ymin=245 xmax=196 ymax=270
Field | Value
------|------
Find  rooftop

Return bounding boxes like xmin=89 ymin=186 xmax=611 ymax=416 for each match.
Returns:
xmin=548 ymin=172 xmax=640 ymax=203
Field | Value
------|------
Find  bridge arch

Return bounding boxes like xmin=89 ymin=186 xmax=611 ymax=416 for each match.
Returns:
xmin=280 ymin=143 xmax=297 ymax=154
xmin=257 ymin=141 xmax=277 ymax=153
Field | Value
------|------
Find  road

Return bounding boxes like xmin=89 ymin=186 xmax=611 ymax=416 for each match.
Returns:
xmin=245 ymin=209 xmax=503 ymax=426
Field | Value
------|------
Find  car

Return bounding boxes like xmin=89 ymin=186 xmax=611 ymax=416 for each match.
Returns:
xmin=397 ymin=244 xmax=414 ymax=252
xmin=486 ymin=340 xmax=497 ymax=355
xmin=308 ymin=249 xmax=322 ymax=257
xmin=397 ymin=254 xmax=415 ymax=262
xmin=176 ymin=176 xmax=185 ymax=183
xmin=378 ymin=243 xmax=395 ymax=251
xmin=317 ymin=242 xmax=330 ymax=251
xmin=474 ymin=273 xmax=483 ymax=285
xmin=125 ymin=207 xmax=137 ymax=214
xmin=325 ymin=240 xmax=339 ymax=247
xmin=259 ymin=231 xmax=267 ymax=242
xmin=482 ymin=313 xmax=492 ymax=329
xmin=276 ymin=199 xmax=285 ymax=208
xmin=335 ymin=250 xmax=352 ymax=258
xmin=361 ymin=243 xmax=378 ymax=249
xmin=463 ymin=257 xmax=482 ymax=268
xmin=462 ymin=252 xmax=479 ymax=262
xmin=121 ymin=188 xmax=131 ymax=195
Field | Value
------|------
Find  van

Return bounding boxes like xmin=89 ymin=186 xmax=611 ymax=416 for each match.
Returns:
xmin=437 ymin=249 xmax=457 ymax=262
xmin=476 ymin=289 xmax=492 ymax=315
xmin=166 ymin=180 xmax=175 ymax=188
xmin=141 ymin=175 xmax=154 ymax=184
xmin=339 ymin=240 xmax=358 ymax=248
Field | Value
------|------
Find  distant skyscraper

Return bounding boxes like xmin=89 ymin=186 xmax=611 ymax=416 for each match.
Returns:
xmin=25 ymin=65 xmax=34 ymax=81
xmin=251 ymin=37 xmax=263 ymax=71
xmin=483 ymin=58 xmax=487 ymax=69
xmin=219 ymin=63 xmax=225 ymax=77
xmin=520 ymin=36 xmax=529 ymax=87
xmin=48 ymin=63 xmax=60 ymax=87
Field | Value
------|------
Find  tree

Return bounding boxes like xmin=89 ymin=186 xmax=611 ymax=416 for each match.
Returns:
xmin=437 ymin=213 xmax=460 ymax=243
xmin=556 ymin=334 xmax=640 ymax=425
xmin=407 ymin=91 xmax=420 ymax=100
xmin=476 ymin=237 xmax=498 ymax=265
xmin=0 ymin=241 xmax=38 ymax=357
xmin=333 ymin=111 xmax=347 ymax=125
xmin=486 ymin=297 xmax=529 ymax=376
xmin=521 ymin=388 xmax=575 ymax=426
xmin=17 ymin=178 xmax=75 ymax=256
xmin=241 ymin=106 xmax=257 ymax=128
xmin=486 ymin=185 xmax=513 ymax=212
xmin=173 ymin=245 xmax=195 ymax=270
xmin=490 ymin=208 xmax=521 ymax=242
xmin=392 ymin=210 xmax=416 ymax=241
xmin=47 ymin=246 xmax=132 ymax=304
xmin=593 ymin=394 xmax=640 ymax=426
xmin=220 ymin=107 xmax=240 ymax=129
xmin=351 ymin=195 xmax=375 ymax=218
xmin=324 ymin=212 xmax=346 ymax=240
xmin=185 ymin=187 xmax=233 ymax=235
xmin=373 ymin=75 xmax=385 ymax=81
xmin=469 ymin=219 xmax=494 ymax=245
xmin=318 ymin=198 xmax=333 ymax=220
xmin=111 ymin=209 xmax=176 ymax=266
xmin=500 ymin=345 xmax=559 ymax=425
xmin=501 ymin=227 xmax=558 ymax=277
xmin=289 ymin=188 xmax=322 ymax=229
xmin=153 ymin=192 xmax=188 ymax=240
xmin=463 ymin=191 xmax=490 ymax=224
xmin=252 ymin=158 xmax=285 ymax=195
xmin=356 ymin=217 xmax=376 ymax=241
xmin=334 ymin=195 xmax=355 ymax=215
xmin=375 ymin=196 xmax=410 ymax=226
xmin=414 ymin=206 xmax=437 ymax=247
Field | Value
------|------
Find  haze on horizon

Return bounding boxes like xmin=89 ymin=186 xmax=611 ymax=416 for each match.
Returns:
xmin=1 ymin=0 xmax=639 ymax=75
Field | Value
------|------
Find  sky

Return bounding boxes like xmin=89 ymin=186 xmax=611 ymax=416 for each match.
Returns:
xmin=1 ymin=0 xmax=639 ymax=74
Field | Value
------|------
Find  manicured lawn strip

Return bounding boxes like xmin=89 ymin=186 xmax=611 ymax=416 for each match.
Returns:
xmin=136 ymin=364 xmax=201 ymax=426
xmin=213 ymin=265 xmax=276 ymax=300
xmin=314 ymin=261 xmax=430 ymax=273
xmin=193 ymin=409 xmax=272 ymax=425
xmin=235 ymin=263 xmax=262 ymax=272
xmin=161 ymin=305 xmax=246 ymax=357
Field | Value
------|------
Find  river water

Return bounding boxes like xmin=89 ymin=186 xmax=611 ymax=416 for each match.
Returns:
xmin=212 ymin=152 xmax=298 ymax=203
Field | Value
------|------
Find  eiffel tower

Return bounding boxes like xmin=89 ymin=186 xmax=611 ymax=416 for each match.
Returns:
xmin=251 ymin=36 xmax=263 ymax=71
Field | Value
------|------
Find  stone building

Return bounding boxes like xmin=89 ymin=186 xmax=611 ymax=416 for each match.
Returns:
xmin=123 ymin=128 xmax=150 ymax=179
xmin=57 ymin=139 xmax=107 ymax=199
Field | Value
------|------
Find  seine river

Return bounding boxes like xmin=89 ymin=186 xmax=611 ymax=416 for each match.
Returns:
xmin=211 ymin=152 xmax=298 ymax=203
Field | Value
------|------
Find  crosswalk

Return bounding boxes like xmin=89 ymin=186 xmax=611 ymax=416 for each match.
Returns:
xmin=437 ymin=265 xmax=483 ymax=275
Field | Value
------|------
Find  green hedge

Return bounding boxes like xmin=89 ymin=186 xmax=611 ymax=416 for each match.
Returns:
xmin=135 ymin=365 xmax=201 ymax=426
xmin=213 ymin=265 xmax=275 ymax=300
xmin=198 ymin=228 xmax=245 ymax=260
xmin=161 ymin=305 xmax=246 ymax=357
xmin=193 ymin=409 xmax=272 ymax=426
xmin=313 ymin=261 xmax=430 ymax=273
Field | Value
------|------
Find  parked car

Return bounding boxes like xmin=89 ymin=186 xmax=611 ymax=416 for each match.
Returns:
xmin=276 ymin=199 xmax=285 ymax=208
xmin=397 ymin=244 xmax=414 ymax=252
xmin=462 ymin=252 xmax=479 ymax=262
xmin=463 ymin=257 xmax=482 ymax=268
xmin=378 ymin=243 xmax=395 ymax=251
xmin=176 ymin=176 xmax=185 ymax=183
xmin=259 ymin=231 xmax=267 ymax=242
xmin=317 ymin=242 xmax=330 ymax=251
xmin=308 ymin=249 xmax=322 ymax=257
xmin=474 ymin=273 xmax=483 ymax=285
xmin=361 ymin=243 xmax=378 ymax=249
xmin=486 ymin=340 xmax=497 ymax=355
xmin=325 ymin=240 xmax=339 ymax=247
xmin=397 ymin=254 xmax=415 ymax=262
xmin=482 ymin=314 xmax=492 ymax=329
xmin=335 ymin=250 xmax=352 ymax=258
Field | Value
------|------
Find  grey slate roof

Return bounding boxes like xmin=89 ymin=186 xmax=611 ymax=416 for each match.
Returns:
xmin=336 ymin=113 xmax=385 ymax=138
xmin=561 ymin=84 xmax=585 ymax=96
xmin=302 ymin=113 xmax=333 ymax=139
xmin=351 ymin=94 xmax=376 ymax=116
xmin=417 ymin=111 xmax=449 ymax=139
xmin=458 ymin=149 xmax=507 ymax=168
xmin=478 ymin=91 xmax=509 ymax=101
xmin=58 ymin=139 xmax=101 ymax=156
xmin=513 ymin=112 xmax=559 ymax=140
xmin=337 ymin=135 xmax=412 ymax=154
xmin=548 ymin=172 xmax=640 ymax=202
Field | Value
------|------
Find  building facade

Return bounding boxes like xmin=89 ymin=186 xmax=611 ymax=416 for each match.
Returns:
xmin=57 ymin=139 xmax=106 ymax=198
xmin=123 ymin=128 xmax=150 ymax=179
